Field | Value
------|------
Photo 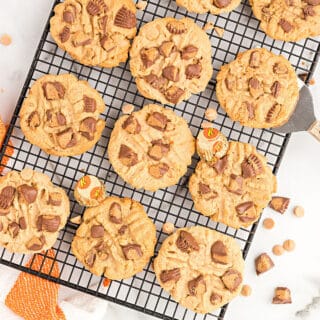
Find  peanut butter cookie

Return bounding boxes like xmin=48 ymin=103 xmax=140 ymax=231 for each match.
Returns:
xmin=71 ymin=196 xmax=156 ymax=279
xmin=0 ymin=169 xmax=70 ymax=253
xmin=50 ymin=0 xmax=137 ymax=67
xmin=108 ymin=104 xmax=195 ymax=191
xmin=154 ymin=226 xmax=244 ymax=313
xmin=130 ymin=18 xmax=213 ymax=105
xmin=20 ymin=74 xmax=105 ymax=156
xmin=189 ymin=141 xmax=277 ymax=229
xmin=176 ymin=0 xmax=241 ymax=15
xmin=216 ymin=48 xmax=299 ymax=128
xmin=250 ymin=0 xmax=320 ymax=41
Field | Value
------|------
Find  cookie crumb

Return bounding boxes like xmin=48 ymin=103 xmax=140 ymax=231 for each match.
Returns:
xmin=70 ymin=215 xmax=82 ymax=224
xmin=309 ymin=78 xmax=315 ymax=85
xmin=205 ymin=108 xmax=218 ymax=121
xmin=214 ymin=27 xmax=224 ymax=38
xmin=272 ymin=245 xmax=284 ymax=256
xmin=241 ymin=284 xmax=252 ymax=297
xmin=283 ymin=239 xmax=295 ymax=252
xmin=272 ymin=287 xmax=292 ymax=304
xmin=255 ymin=253 xmax=274 ymax=275
xmin=0 ymin=34 xmax=12 ymax=46
xmin=201 ymin=120 xmax=213 ymax=128
xmin=103 ymin=278 xmax=111 ymax=287
xmin=162 ymin=222 xmax=175 ymax=234
xmin=263 ymin=218 xmax=275 ymax=229
xmin=203 ymin=22 xmax=214 ymax=31
xmin=136 ymin=1 xmax=147 ymax=10
xmin=122 ymin=104 xmax=134 ymax=114
xmin=293 ymin=205 xmax=304 ymax=217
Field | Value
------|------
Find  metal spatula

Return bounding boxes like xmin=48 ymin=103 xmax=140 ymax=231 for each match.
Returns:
xmin=272 ymin=79 xmax=320 ymax=141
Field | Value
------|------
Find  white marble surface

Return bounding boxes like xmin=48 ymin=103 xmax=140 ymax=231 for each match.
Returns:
xmin=1 ymin=1 xmax=320 ymax=320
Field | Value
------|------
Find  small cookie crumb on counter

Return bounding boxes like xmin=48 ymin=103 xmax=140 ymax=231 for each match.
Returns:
xmin=122 ymin=104 xmax=135 ymax=114
xmin=283 ymin=239 xmax=295 ymax=252
xmin=136 ymin=1 xmax=147 ymax=10
xmin=272 ymin=287 xmax=292 ymax=304
xmin=255 ymin=253 xmax=274 ymax=275
xmin=263 ymin=218 xmax=275 ymax=229
xmin=293 ymin=205 xmax=304 ymax=217
xmin=272 ymin=245 xmax=284 ymax=256
xmin=70 ymin=215 xmax=82 ymax=224
xmin=269 ymin=196 xmax=290 ymax=214
xmin=214 ymin=27 xmax=224 ymax=37
xmin=241 ymin=284 xmax=252 ymax=297
xmin=203 ymin=22 xmax=214 ymax=31
xmin=0 ymin=34 xmax=12 ymax=46
xmin=162 ymin=222 xmax=175 ymax=234
xmin=205 ymin=108 xmax=218 ymax=121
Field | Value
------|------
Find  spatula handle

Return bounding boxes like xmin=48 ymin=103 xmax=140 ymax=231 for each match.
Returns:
xmin=308 ymin=121 xmax=320 ymax=142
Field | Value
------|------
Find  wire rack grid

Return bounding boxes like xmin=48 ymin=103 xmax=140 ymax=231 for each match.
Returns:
xmin=0 ymin=0 xmax=319 ymax=319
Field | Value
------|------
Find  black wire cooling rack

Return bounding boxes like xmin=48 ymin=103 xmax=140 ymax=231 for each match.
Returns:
xmin=0 ymin=0 xmax=319 ymax=319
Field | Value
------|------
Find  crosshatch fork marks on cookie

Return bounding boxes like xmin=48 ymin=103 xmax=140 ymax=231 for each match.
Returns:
xmin=0 ymin=0 xmax=319 ymax=320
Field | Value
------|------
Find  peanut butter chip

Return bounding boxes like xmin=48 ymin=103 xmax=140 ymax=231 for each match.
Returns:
xmin=283 ymin=239 xmax=295 ymax=252
xmin=272 ymin=245 xmax=284 ymax=256
xmin=263 ymin=218 xmax=275 ymax=229
xmin=293 ymin=205 xmax=304 ymax=217
xmin=0 ymin=34 xmax=12 ymax=46
xmin=272 ymin=287 xmax=292 ymax=304
xmin=162 ymin=222 xmax=175 ymax=234
xmin=241 ymin=284 xmax=252 ymax=297
xmin=255 ymin=253 xmax=274 ymax=275
xmin=122 ymin=104 xmax=134 ymax=114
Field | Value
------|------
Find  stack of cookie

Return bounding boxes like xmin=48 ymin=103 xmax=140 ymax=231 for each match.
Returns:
xmin=1 ymin=0 xmax=319 ymax=315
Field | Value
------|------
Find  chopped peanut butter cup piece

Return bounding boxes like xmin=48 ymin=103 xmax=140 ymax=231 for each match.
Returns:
xmin=91 ymin=225 xmax=105 ymax=238
xmin=80 ymin=117 xmax=97 ymax=140
xmin=18 ymin=184 xmax=37 ymax=204
xmin=122 ymin=244 xmax=142 ymax=260
xmin=188 ymin=275 xmax=206 ymax=295
xmin=160 ymin=268 xmax=181 ymax=283
xmin=221 ymin=269 xmax=242 ymax=292
xmin=228 ymin=174 xmax=243 ymax=195
xmin=235 ymin=201 xmax=256 ymax=222
xmin=181 ymin=45 xmax=198 ymax=60
xmin=42 ymin=82 xmax=65 ymax=100
xmin=28 ymin=111 xmax=40 ymax=129
xmin=148 ymin=163 xmax=169 ymax=179
xmin=37 ymin=215 xmax=61 ymax=232
xmin=165 ymin=86 xmax=184 ymax=104
xmin=86 ymin=0 xmax=107 ymax=16
xmin=185 ymin=63 xmax=202 ymax=80
xmin=269 ymin=196 xmax=290 ymax=214
xmin=118 ymin=225 xmax=127 ymax=235
xmin=59 ymin=26 xmax=70 ymax=43
xmin=162 ymin=65 xmax=180 ymax=82
xmin=119 ymin=144 xmax=138 ymax=167
xmin=114 ymin=6 xmax=136 ymax=29
xmin=166 ymin=20 xmax=186 ymax=34
xmin=48 ymin=192 xmax=62 ymax=206
xmin=213 ymin=0 xmax=231 ymax=8
xmin=83 ymin=95 xmax=96 ymax=112
xmin=249 ymin=51 xmax=260 ymax=68
xmin=26 ymin=236 xmax=45 ymax=251
xmin=140 ymin=47 xmax=159 ymax=68
xmin=241 ymin=154 xmax=263 ymax=178
xmin=146 ymin=112 xmax=168 ymax=131
xmin=85 ymin=251 xmax=96 ymax=267
xmin=159 ymin=41 xmax=175 ymax=57
xmin=63 ymin=6 xmax=76 ymax=23
xmin=211 ymin=240 xmax=228 ymax=264
xmin=279 ymin=19 xmax=293 ymax=33
xmin=212 ymin=156 xmax=228 ymax=174
xmin=56 ymin=128 xmax=77 ymax=149
xmin=8 ymin=222 xmax=20 ymax=238
xmin=148 ymin=140 xmax=170 ymax=161
xmin=109 ymin=202 xmax=122 ymax=224
xmin=210 ymin=292 xmax=222 ymax=305
xmin=122 ymin=115 xmax=141 ymax=134
xmin=272 ymin=287 xmax=292 ymax=304
xmin=255 ymin=253 xmax=274 ymax=275
xmin=176 ymin=230 xmax=199 ymax=252
xmin=0 ymin=186 xmax=15 ymax=214
xmin=19 ymin=217 xmax=27 ymax=230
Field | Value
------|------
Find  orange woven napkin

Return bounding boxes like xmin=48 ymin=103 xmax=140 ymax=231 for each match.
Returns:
xmin=5 ymin=249 xmax=65 ymax=320
xmin=0 ymin=116 xmax=14 ymax=174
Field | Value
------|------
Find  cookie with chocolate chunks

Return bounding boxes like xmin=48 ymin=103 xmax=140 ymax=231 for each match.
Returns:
xmin=216 ymin=48 xmax=299 ymax=128
xmin=108 ymin=104 xmax=195 ymax=191
xmin=71 ymin=196 xmax=156 ymax=279
xmin=176 ymin=0 xmax=240 ymax=14
xmin=189 ymin=141 xmax=276 ymax=229
xmin=130 ymin=17 xmax=213 ymax=105
xmin=250 ymin=0 xmax=320 ymax=41
xmin=20 ymin=74 xmax=105 ymax=156
xmin=50 ymin=0 xmax=137 ymax=67
xmin=154 ymin=226 xmax=244 ymax=313
xmin=0 ymin=169 xmax=69 ymax=253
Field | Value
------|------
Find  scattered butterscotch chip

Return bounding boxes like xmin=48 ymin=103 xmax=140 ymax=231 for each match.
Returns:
xmin=162 ymin=222 xmax=175 ymax=234
xmin=269 ymin=196 xmax=290 ymax=214
xmin=255 ymin=253 xmax=274 ymax=275
xmin=203 ymin=22 xmax=214 ymax=31
xmin=263 ymin=218 xmax=275 ymax=230
xmin=309 ymin=78 xmax=315 ymax=85
xmin=241 ymin=284 xmax=252 ymax=297
xmin=70 ymin=215 xmax=82 ymax=224
xmin=293 ymin=205 xmax=304 ymax=217
xmin=0 ymin=34 xmax=12 ymax=46
xmin=205 ymin=108 xmax=218 ymax=121
xmin=283 ymin=239 xmax=295 ymax=252
xmin=122 ymin=104 xmax=135 ymax=114
xmin=214 ymin=27 xmax=224 ymax=38
xmin=136 ymin=1 xmax=147 ymax=10
xmin=272 ymin=287 xmax=292 ymax=304
xmin=103 ymin=278 xmax=111 ymax=287
xmin=272 ymin=245 xmax=284 ymax=256
xmin=201 ymin=120 xmax=213 ymax=128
